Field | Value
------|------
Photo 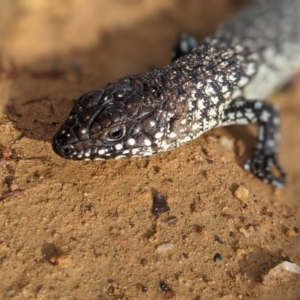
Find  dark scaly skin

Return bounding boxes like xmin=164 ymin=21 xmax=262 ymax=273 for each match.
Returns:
xmin=53 ymin=0 xmax=300 ymax=187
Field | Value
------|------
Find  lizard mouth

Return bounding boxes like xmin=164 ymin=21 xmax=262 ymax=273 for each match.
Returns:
xmin=52 ymin=129 xmax=106 ymax=160
xmin=52 ymin=132 xmax=81 ymax=159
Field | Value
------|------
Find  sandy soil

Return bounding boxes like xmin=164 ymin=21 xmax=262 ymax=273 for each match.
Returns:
xmin=0 ymin=0 xmax=299 ymax=299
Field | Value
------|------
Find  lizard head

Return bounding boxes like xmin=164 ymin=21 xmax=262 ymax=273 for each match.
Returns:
xmin=52 ymin=78 xmax=165 ymax=160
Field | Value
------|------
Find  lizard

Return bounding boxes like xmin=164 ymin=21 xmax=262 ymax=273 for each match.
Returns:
xmin=52 ymin=0 xmax=300 ymax=188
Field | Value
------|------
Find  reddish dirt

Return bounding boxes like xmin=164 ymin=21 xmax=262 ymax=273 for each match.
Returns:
xmin=0 ymin=1 xmax=299 ymax=299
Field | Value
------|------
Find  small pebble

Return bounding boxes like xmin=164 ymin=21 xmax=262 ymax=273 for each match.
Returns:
xmin=166 ymin=216 xmax=178 ymax=226
xmin=234 ymin=186 xmax=249 ymax=203
xmin=38 ymin=288 xmax=47 ymax=295
xmin=2 ymin=148 xmax=12 ymax=159
xmin=160 ymin=281 xmax=171 ymax=291
xmin=140 ymin=258 xmax=148 ymax=267
xmin=222 ymin=213 xmax=234 ymax=221
xmin=239 ymin=228 xmax=250 ymax=238
xmin=213 ymin=253 xmax=222 ymax=262
xmin=48 ymin=253 xmax=70 ymax=266
xmin=135 ymin=283 xmax=148 ymax=292
xmin=142 ymin=286 xmax=148 ymax=292
xmin=156 ymin=243 xmax=174 ymax=253
xmin=6 ymin=290 xmax=15 ymax=296
xmin=229 ymin=231 xmax=236 ymax=238
xmin=241 ymin=217 xmax=252 ymax=226
xmin=214 ymin=235 xmax=225 ymax=244
xmin=219 ymin=136 xmax=234 ymax=151
xmin=153 ymin=193 xmax=170 ymax=216
xmin=262 ymin=261 xmax=300 ymax=285
xmin=285 ymin=228 xmax=298 ymax=237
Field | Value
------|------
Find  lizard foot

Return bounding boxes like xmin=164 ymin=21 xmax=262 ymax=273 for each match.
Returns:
xmin=171 ymin=33 xmax=198 ymax=62
xmin=244 ymin=153 xmax=286 ymax=188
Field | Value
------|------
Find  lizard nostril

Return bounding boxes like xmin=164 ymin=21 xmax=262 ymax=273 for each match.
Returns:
xmin=52 ymin=134 xmax=75 ymax=157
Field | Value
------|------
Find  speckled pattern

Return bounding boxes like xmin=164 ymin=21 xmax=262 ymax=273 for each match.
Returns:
xmin=53 ymin=0 xmax=300 ymax=187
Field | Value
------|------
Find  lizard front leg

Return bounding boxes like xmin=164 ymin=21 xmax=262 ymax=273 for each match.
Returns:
xmin=171 ymin=33 xmax=198 ymax=62
xmin=221 ymin=98 xmax=285 ymax=188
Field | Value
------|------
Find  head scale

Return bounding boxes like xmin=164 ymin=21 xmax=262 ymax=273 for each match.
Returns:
xmin=53 ymin=78 xmax=162 ymax=160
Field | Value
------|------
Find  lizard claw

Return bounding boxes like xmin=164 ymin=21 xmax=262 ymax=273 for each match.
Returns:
xmin=244 ymin=153 xmax=286 ymax=188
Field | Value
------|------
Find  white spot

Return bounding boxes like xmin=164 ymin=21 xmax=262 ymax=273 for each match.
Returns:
xmin=208 ymin=119 xmax=218 ymax=128
xmin=98 ymin=149 xmax=105 ymax=155
xmin=84 ymin=152 xmax=90 ymax=157
xmin=235 ymin=100 xmax=244 ymax=107
xmin=231 ymin=88 xmax=242 ymax=99
xmin=127 ymin=138 xmax=136 ymax=146
xmin=267 ymin=140 xmax=276 ymax=148
xmin=197 ymin=99 xmax=206 ymax=110
xmin=228 ymin=73 xmax=238 ymax=82
xmin=81 ymin=129 xmax=87 ymax=134
xmin=94 ymin=158 xmax=104 ymax=161
xmin=142 ymin=151 xmax=154 ymax=156
xmin=204 ymin=82 xmax=216 ymax=95
xmin=260 ymin=110 xmax=270 ymax=122
xmin=84 ymin=158 xmax=91 ymax=161
xmin=245 ymin=109 xmax=255 ymax=120
xmin=254 ymin=102 xmax=263 ymax=109
xmin=220 ymin=61 xmax=229 ymax=68
xmin=274 ymin=117 xmax=280 ymax=125
xmin=61 ymin=130 xmax=66 ymax=134
xmin=122 ymin=149 xmax=130 ymax=154
xmin=221 ymin=85 xmax=229 ymax=93
xmin=228 ymin=112 xmax=235 ymax=121
xmin=236 ymin=111 xmax=243 ymax=119
xmin=115 ymin=143 xmax=123 ymax=150
xmin=178 ymin=135 xmax=192 ymax=144
xmin=180 ymin=119 xmax=187 ymax=125
xmin=258 ymin=127 xmax=264 ymax=140
xmin=66 ymin=134 xmax=71 ymax=137
xmin=131 ymin=148 xmax=140 ymax=155
xmin=169 ymin=132 xmax=177 ymax=138
xmin=144 ymin=139 xmax=151 ymax=146
xmin=263 ymin=47 xmax=276 ymax=61
xmin=223 ymin=90 xmax=231 ymax=99
xmin=77 ymin=150 xmax=83 ymax=157
xmin=180 ymin=41 xmax=189 ymax=53
xmin=235 ymin=44 xmax=243 ymax=52
xmin=245 ymin=62 xmax=257 ymax=76
xmin=244 ymin=163 xmax=250 ymax=171
xmin=216 ymin=74 xmax=225 ymax=83
xmin=154 ymin=132 xmax=164 ymax=139
xmin=208 ymin=108 xmax=217 ymax=118
xmin=196 ymin=81 xmax=204 ymax=89
xmin=211 ymin=96 xmax=219 ymax=105
xmin=238 ymin=76 xmax=249 ymax=87
xmin=149 ymin=121 xmax=156 ymax=127
xmin=192 ymin=123 xmax=200 ymax=131
xmin=160 ymin=140 xmax=171 ymax=151
xmin=236 ymin=118 xmax=249 ymax=125
xmin=115 ymin=155 xmax=126 ymax=160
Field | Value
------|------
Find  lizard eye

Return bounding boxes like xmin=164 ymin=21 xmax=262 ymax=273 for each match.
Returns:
xmin=106 ymin=125 xmax=126 ymax=141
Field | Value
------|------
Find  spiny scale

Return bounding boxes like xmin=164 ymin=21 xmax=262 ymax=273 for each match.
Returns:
xmin=53 ymin=0 xmax=300 ymax=187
